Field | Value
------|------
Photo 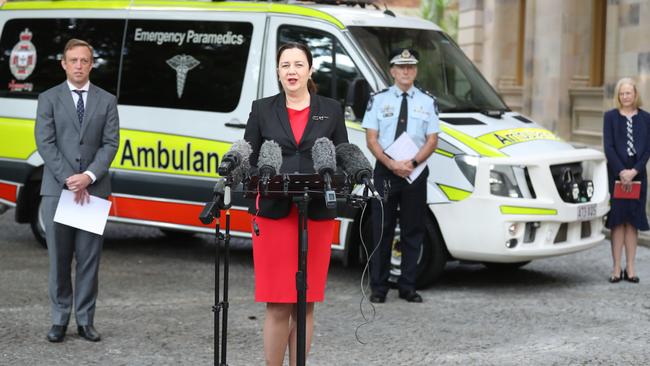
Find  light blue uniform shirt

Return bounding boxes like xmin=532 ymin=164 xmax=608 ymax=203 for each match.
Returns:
xmin=361 ymin=85 xmax=440 ymax=150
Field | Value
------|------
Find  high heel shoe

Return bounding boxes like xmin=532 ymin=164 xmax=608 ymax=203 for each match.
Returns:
xmin=623 ymin=269 xmax=640 ymax=283
xmin=608 ymin=270 xmax=623 ymax=283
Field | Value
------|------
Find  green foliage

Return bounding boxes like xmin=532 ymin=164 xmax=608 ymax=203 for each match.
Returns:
xmin=421 ymin=0 xmax=458 ymax=40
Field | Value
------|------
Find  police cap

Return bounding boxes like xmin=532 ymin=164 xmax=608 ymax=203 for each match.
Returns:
xmin=389 ymin=48 xmax=419 ymax=65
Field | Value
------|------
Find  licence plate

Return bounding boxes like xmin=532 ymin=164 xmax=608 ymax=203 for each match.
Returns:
xmin=577 ymin=203 xmax=597 ymax=221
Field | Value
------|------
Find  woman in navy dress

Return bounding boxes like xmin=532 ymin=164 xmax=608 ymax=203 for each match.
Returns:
xmin=603 ymin=77 xmax=650 ymax=283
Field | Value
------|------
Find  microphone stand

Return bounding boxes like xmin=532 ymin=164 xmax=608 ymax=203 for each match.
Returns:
xmin=294 ymin=186 xmax=310 ymax=366
xmin=199 ymin=177 xmax=232 ymax=366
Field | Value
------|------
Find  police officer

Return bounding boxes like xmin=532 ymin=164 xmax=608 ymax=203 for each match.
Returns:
xmin=361 ymin=48 xmax=440 ymax=303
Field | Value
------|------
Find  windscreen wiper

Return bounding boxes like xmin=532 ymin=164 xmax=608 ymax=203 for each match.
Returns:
xmin=439 ymin=106 xmax=482 ymax=113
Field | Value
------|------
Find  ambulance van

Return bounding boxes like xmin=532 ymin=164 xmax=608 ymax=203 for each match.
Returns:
xmin=0 ymin=0 xmax=609 ymax=286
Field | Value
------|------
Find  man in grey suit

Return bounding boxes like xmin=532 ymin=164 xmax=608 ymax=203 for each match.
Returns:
xmin=35 ymin=39 xmax=119 ymax=343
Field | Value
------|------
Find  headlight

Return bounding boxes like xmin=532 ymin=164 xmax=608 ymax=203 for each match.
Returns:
xmin=490 ymin=165 xmax=536 ymax=198
xmin=580 ymin=180 xmax=594 ymax=200
xmin=454 ymin=154 xmax=479 ymax=186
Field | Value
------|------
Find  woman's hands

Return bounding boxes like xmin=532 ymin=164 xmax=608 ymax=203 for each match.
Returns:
xmin=619 ymin=168 xmax=638 ymax=192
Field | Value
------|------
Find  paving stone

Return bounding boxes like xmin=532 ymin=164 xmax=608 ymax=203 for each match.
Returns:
xmin=1 ymin=210 xmax=649 ymax=365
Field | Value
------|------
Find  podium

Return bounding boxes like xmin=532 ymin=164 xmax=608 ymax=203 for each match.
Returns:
xmin=245 ymin=173 xmax=350 ymax=366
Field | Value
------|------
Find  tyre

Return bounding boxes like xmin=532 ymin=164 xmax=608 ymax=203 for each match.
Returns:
xmin=29 ymin=195 xmax=47 ymax=248
xmin=361 ymin=212 xmax=447 ymax=289
xmin=482 ymin=261 xmax=531 ymax=271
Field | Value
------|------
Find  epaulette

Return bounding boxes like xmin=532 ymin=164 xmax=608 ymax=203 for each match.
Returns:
xmin=415 ymin=85 xmax=435 ymax=100
xmin=416 ymin=85 xmax=440 ymax=114
xmin=370 ymin=88 xmax=390 ymax=97
xmin=366 ymin=88 xmax=390 ymax=112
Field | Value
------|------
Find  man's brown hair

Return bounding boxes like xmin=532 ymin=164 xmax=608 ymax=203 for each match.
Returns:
xmin=63 ymin=39 xmax=94 ymax=60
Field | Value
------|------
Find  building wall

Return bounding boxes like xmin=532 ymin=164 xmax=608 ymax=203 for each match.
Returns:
xmin=459 ymin=0 xmax=650 ymax=148
xmin=605 ymin=0 xmax=650 ymax=106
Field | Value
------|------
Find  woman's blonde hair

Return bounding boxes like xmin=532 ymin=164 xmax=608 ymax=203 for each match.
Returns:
xmin=613 ymin=77 xmax=642 ymax=110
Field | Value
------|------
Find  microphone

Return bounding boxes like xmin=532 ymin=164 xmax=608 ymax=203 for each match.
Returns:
xmin=335 ymin=143 xmax=380 ymax=197
xmin=257 ymin=140 xmax=282 ymax=194
xmin=218 ymin=140 xmax=252 ymax=185
xmin=312 ymin=137 xmax=337 ymax=209
xmin=199 ymin=178 xmax=229 ymax=224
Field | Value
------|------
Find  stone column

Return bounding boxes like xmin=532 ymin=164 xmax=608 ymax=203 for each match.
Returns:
xmin=458 ymin=0 xmax=484 ymax=70
xmin=521 ymin=0 xmax=536 ymax=117
xmin=481 ymin=0 xmax=521 ymax=88
xmin=524 ymin=0 xmax=592 ymax=139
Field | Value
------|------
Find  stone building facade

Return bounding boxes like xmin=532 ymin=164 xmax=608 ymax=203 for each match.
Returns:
xmin=458 ymin=0 xmax=650 ymax=148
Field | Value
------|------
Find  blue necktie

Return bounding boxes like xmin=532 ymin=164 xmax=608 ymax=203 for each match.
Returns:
xmin=394 ymin=92 xmax=408 ymax=140
xmin=73 ymin=90 xmax=86 ymax=126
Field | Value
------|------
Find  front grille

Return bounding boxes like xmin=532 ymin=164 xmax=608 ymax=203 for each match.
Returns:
xmin=581 ymin=221 xmax=591 ymax=238
xmin=550 ymin=162 xmax=588 ymax=203
xmin=554 ymin=223 xmax=568 ymax=243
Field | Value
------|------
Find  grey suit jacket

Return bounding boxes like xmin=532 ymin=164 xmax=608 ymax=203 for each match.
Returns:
xmin=35 ymin=81 xmax=120 ymax=198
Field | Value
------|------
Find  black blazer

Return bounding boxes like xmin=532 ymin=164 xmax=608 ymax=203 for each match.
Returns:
xmin=244 ymin=93 xmax=349 ymax=219
xmin=603 ymin=108 xmax=650 ymax=176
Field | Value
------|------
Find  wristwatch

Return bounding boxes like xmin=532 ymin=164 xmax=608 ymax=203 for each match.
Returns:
xmin=411 ymin=158 xmax=418 ymax=168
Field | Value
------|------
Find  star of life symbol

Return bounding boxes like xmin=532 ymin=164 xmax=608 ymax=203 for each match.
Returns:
xmin=166 ymin=54 xmax=200 ymax=98
xmin=9 ymin=28 xmax=37 ymax=81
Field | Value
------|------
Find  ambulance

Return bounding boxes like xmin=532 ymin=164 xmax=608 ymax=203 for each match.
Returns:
xmin=0 ymin=0 xmax=608 ymax=286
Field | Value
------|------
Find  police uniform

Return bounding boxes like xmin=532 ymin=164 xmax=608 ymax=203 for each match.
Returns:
xmin=361 ymin=49 xmax=440 ymax=301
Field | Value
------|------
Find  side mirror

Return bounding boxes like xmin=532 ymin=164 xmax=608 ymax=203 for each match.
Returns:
xmin=344 ymin=78 xmax=370 ymax=121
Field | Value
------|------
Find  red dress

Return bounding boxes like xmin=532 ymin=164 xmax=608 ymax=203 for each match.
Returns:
xmin=251 ymin=106 xmax=336 ymax=303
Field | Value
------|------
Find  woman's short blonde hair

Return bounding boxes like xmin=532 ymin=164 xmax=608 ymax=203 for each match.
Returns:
xmin=613 ymin=77 xmax=643 ymax=110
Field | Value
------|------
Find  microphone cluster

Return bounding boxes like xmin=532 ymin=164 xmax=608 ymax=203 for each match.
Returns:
xmin=214 ymin=138 xmax=380 ymax=207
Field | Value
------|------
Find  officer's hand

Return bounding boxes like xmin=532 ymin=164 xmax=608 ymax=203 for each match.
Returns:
xmin=390 ymin=160 xmax=414 ymax=179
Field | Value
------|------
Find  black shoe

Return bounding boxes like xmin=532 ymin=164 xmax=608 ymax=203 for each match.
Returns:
xmin=609 ymin=270 xmax=623 ymax=283
xmin=369 ymin=292 xmax=386 ymax=303
xmin=399 ymin=290 xmax=423 ymax=303
xmin=77 ymin=325 xmax=101 ymax=342
xmin=47 ymin=325 xmax=67 ymax=342
xmin=623 ymin=269 xmax=640 ymax=283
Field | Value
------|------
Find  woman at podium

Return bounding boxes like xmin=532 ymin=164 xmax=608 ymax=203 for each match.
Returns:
xmin=243 ymin=42 xmax=348 ymax=366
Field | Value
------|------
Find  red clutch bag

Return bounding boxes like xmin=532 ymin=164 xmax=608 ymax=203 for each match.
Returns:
xmin=613 ymin=180 xmax=641 ymax=199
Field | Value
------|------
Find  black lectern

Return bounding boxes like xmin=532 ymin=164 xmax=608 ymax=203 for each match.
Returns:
xmin=245 ymin=173 xmax=349 ymax=366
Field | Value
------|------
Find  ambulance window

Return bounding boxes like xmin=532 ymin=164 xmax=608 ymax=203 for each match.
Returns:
xmin=0 ymin=18 xmax=123 ymax=99
xmin=119 ymin=20 xmax=252 ymax=112
xmin=278 ymin=26 xmax=363 ymax=109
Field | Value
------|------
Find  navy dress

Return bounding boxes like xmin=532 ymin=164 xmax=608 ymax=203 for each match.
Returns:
xmin=603 ymin=108 xmax=650 ymax=230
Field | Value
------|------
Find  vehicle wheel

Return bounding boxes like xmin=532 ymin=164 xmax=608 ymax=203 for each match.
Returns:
xmin=361 ymin=212 xmax=447 ymax=289
xmin=160 ymin=228 xmax=195 ymax=239
xmin=29 ymin=196 xmax=47 ymax=249
xmin=482 ymin=261 xmax=531 ymax=271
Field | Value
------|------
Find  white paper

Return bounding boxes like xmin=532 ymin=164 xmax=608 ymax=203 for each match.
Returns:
xmin=53 ymin=190 xmax=112 ymax=235
xmin=383 ymin=132 xmax=426 ymax=183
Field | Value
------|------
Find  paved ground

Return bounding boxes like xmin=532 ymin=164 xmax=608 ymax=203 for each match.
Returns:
xmin=1 ymin=209 xmax=649 ymax=366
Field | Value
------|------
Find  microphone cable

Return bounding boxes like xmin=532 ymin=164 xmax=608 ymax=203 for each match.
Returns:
xmin=354 ymin=195 xmax=385 ymax=345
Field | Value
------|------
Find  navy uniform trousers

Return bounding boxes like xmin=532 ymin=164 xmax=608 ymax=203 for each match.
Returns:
xmin=370 ymin=163 xmax=428 ymax=294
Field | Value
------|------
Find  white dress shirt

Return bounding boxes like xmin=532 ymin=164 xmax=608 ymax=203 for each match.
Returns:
xmin=66 ymin=80 xmax=96 ymax=183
